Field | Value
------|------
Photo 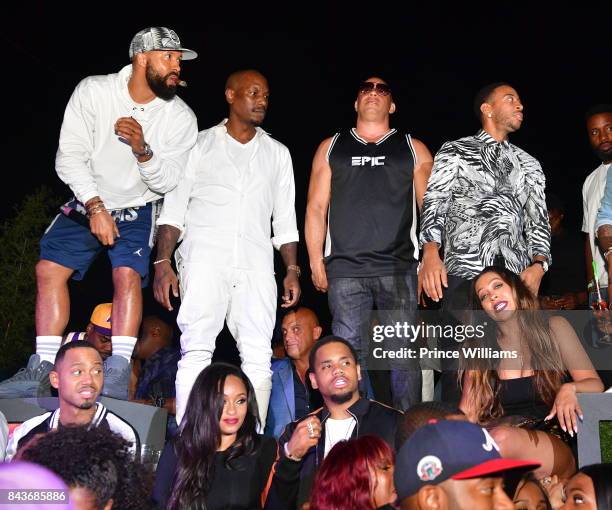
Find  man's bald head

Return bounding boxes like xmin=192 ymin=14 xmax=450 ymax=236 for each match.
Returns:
xmin=225 ymin=69 xmax=266 ymax=92
xmin=224 ymin=69 xmax=269 ymax=127
xmin=134 ymin=316 xmax=173 ymax=360
xmin=287 ymin=307 xmax=320 ymax=327
xmin=282 ymin=307 xmax=322 ymax=361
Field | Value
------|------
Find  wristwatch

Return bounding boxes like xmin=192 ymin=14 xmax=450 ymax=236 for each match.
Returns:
xmin=133 ymin=142 xmax=153 ymax=158
xmin=531 ymin=260 xmax=549 ymax=273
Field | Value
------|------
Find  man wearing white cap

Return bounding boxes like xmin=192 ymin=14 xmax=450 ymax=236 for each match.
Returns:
xmin=32 ymin=27 xmax=198 ymax=400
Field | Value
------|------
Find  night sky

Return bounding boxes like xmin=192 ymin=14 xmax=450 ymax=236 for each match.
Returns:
xmin=3 ymin=4 xmax=611 ymax=341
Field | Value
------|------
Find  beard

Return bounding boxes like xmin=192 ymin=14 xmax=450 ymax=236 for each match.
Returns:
xmin=146 ymin=64 xmax=178 ymax=101
xmin=503 ymin=115 xmax=521 ymax=133
xmin=330 ymin=390 xmax=355 ymax=405
xmin=247 ymin=109 xmax=266 ymax=127
xmin=251 ymin=112 xmax=265 ymax=126
xmin=595 ymin=146 xmax=612 ymax=163
xmin=78 ymin=401 xmax=95 ymax=410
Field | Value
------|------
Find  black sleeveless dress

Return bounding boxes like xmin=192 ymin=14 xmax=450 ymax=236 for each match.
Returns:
xmin=497 ymin=376 xmax=575 ymax=451
xmin=498 ymin=376 xmax=549 ymax=419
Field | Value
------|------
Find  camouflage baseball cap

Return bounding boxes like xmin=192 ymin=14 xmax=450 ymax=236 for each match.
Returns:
xmin=129 ymin=27 xmax=197 ymax=60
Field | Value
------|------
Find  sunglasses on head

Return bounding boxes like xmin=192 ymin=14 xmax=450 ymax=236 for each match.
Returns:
xmin=358 ymin=81 xmax=392 ymax=96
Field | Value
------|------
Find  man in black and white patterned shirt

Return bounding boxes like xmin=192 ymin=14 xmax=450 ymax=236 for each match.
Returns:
xmin=419 ymin=83 xmax=551 ymax=402
xmin=420 ymin=82 xmax=550 ymax=303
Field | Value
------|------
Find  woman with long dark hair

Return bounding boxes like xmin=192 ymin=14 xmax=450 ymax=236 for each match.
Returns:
xmin=309 ymin=435 xmax=397 ymax=510
xmin=561 ymin=463 xmax=612 ymax=509
xmin=152 ymin=362 xmax=277 ymax=509
xmin=460 ymin=266 xmax=603 ymax=478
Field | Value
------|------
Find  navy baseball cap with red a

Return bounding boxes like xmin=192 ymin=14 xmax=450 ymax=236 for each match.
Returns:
xmin=394 ymin=420 xmax=540 ymax=500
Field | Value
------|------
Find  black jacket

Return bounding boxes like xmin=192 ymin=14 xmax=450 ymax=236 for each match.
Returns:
xmin=266 ymin=397 xmax=402 ymax=510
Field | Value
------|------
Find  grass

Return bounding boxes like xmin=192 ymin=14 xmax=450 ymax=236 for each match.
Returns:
xmin=600 ymin=421 xmax=612 ymax=463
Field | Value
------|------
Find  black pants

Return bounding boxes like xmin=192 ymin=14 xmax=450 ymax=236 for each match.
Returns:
xmin=438 ymin=274 xmax=474 ymax=404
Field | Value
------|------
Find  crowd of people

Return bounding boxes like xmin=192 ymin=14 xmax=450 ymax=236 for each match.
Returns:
xmin=0 ymin=25 xmax=611 ymax=510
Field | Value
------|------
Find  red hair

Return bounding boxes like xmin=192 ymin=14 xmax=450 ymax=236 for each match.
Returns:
xmin=309 ymin=435 xmax=395 ymax=510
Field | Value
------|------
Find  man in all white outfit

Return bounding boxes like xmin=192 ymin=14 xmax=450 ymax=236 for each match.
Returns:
xmin=154 ymin=70 xmax=300 ymax=426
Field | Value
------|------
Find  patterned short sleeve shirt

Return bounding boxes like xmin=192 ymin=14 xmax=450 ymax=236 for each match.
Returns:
xmin=420 ymin=130 xmax=551 ymax=279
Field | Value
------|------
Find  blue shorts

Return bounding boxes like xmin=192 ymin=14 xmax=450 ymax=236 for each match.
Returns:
xmin=40 ymin=199 xmax=161 ymax=286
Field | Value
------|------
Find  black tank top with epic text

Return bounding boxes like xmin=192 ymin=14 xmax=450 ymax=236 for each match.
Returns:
xmin=325 ymin=128 xmax=418 ymax=278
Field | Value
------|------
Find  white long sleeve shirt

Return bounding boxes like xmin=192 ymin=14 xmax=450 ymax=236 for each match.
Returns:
xmin=157 ymin=120 xmax=299 ymax=273
xmin=55 ymin=65 xmax=198 ymax=210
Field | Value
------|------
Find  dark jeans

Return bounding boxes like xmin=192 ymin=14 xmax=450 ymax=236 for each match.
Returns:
xmin=438 ymin=274 xmax=474 ymax=405
xmin=327 ymin=273 xmax=421 ymax=411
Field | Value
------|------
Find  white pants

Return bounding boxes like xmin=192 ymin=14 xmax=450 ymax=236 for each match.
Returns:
xmin=175 ymin=264 xmax=276 ymax=427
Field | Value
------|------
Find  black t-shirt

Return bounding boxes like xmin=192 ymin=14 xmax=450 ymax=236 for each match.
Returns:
xmin=152 ymin=435 xmax=277 ymax=509
xmin=326 ymin=129 xmax=418 ymax=278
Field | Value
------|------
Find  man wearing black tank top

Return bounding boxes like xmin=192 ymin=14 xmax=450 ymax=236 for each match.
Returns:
xmin=305 ymin=77 xmax=434 ymax=410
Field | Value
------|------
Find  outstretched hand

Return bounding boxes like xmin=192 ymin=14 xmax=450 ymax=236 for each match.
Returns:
xmin=545 ymin=383 xmax=582 ymax=437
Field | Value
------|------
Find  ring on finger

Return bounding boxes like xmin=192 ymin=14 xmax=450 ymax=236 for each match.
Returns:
xmin=307 ymin=420 xmax=315 ymax=437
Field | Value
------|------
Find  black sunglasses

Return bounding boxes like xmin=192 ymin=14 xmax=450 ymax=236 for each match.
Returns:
xmin=358 ymin=81 xmax=392 ymax=96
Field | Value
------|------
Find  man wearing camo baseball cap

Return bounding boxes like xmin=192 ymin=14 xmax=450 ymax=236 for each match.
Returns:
xmin=394 ymin=420 xmax=540 ymax=510
xmin=29 ymin=25 xmax=199 ymax=402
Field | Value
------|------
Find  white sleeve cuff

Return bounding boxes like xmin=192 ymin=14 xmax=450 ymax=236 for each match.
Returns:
xmin=78 ymin=190 xmax=100 ymax=206
xmin=155 ymin=218 xmax=186 ymax=242
xmin=272 ymin=231 xmax=299 ymax=251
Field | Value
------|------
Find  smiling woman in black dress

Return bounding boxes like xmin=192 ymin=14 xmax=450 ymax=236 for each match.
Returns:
xmin=460 ymin=266 xmax=603 ymax=478
xmin=152 ymin=362 xmax=277 ymax=510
